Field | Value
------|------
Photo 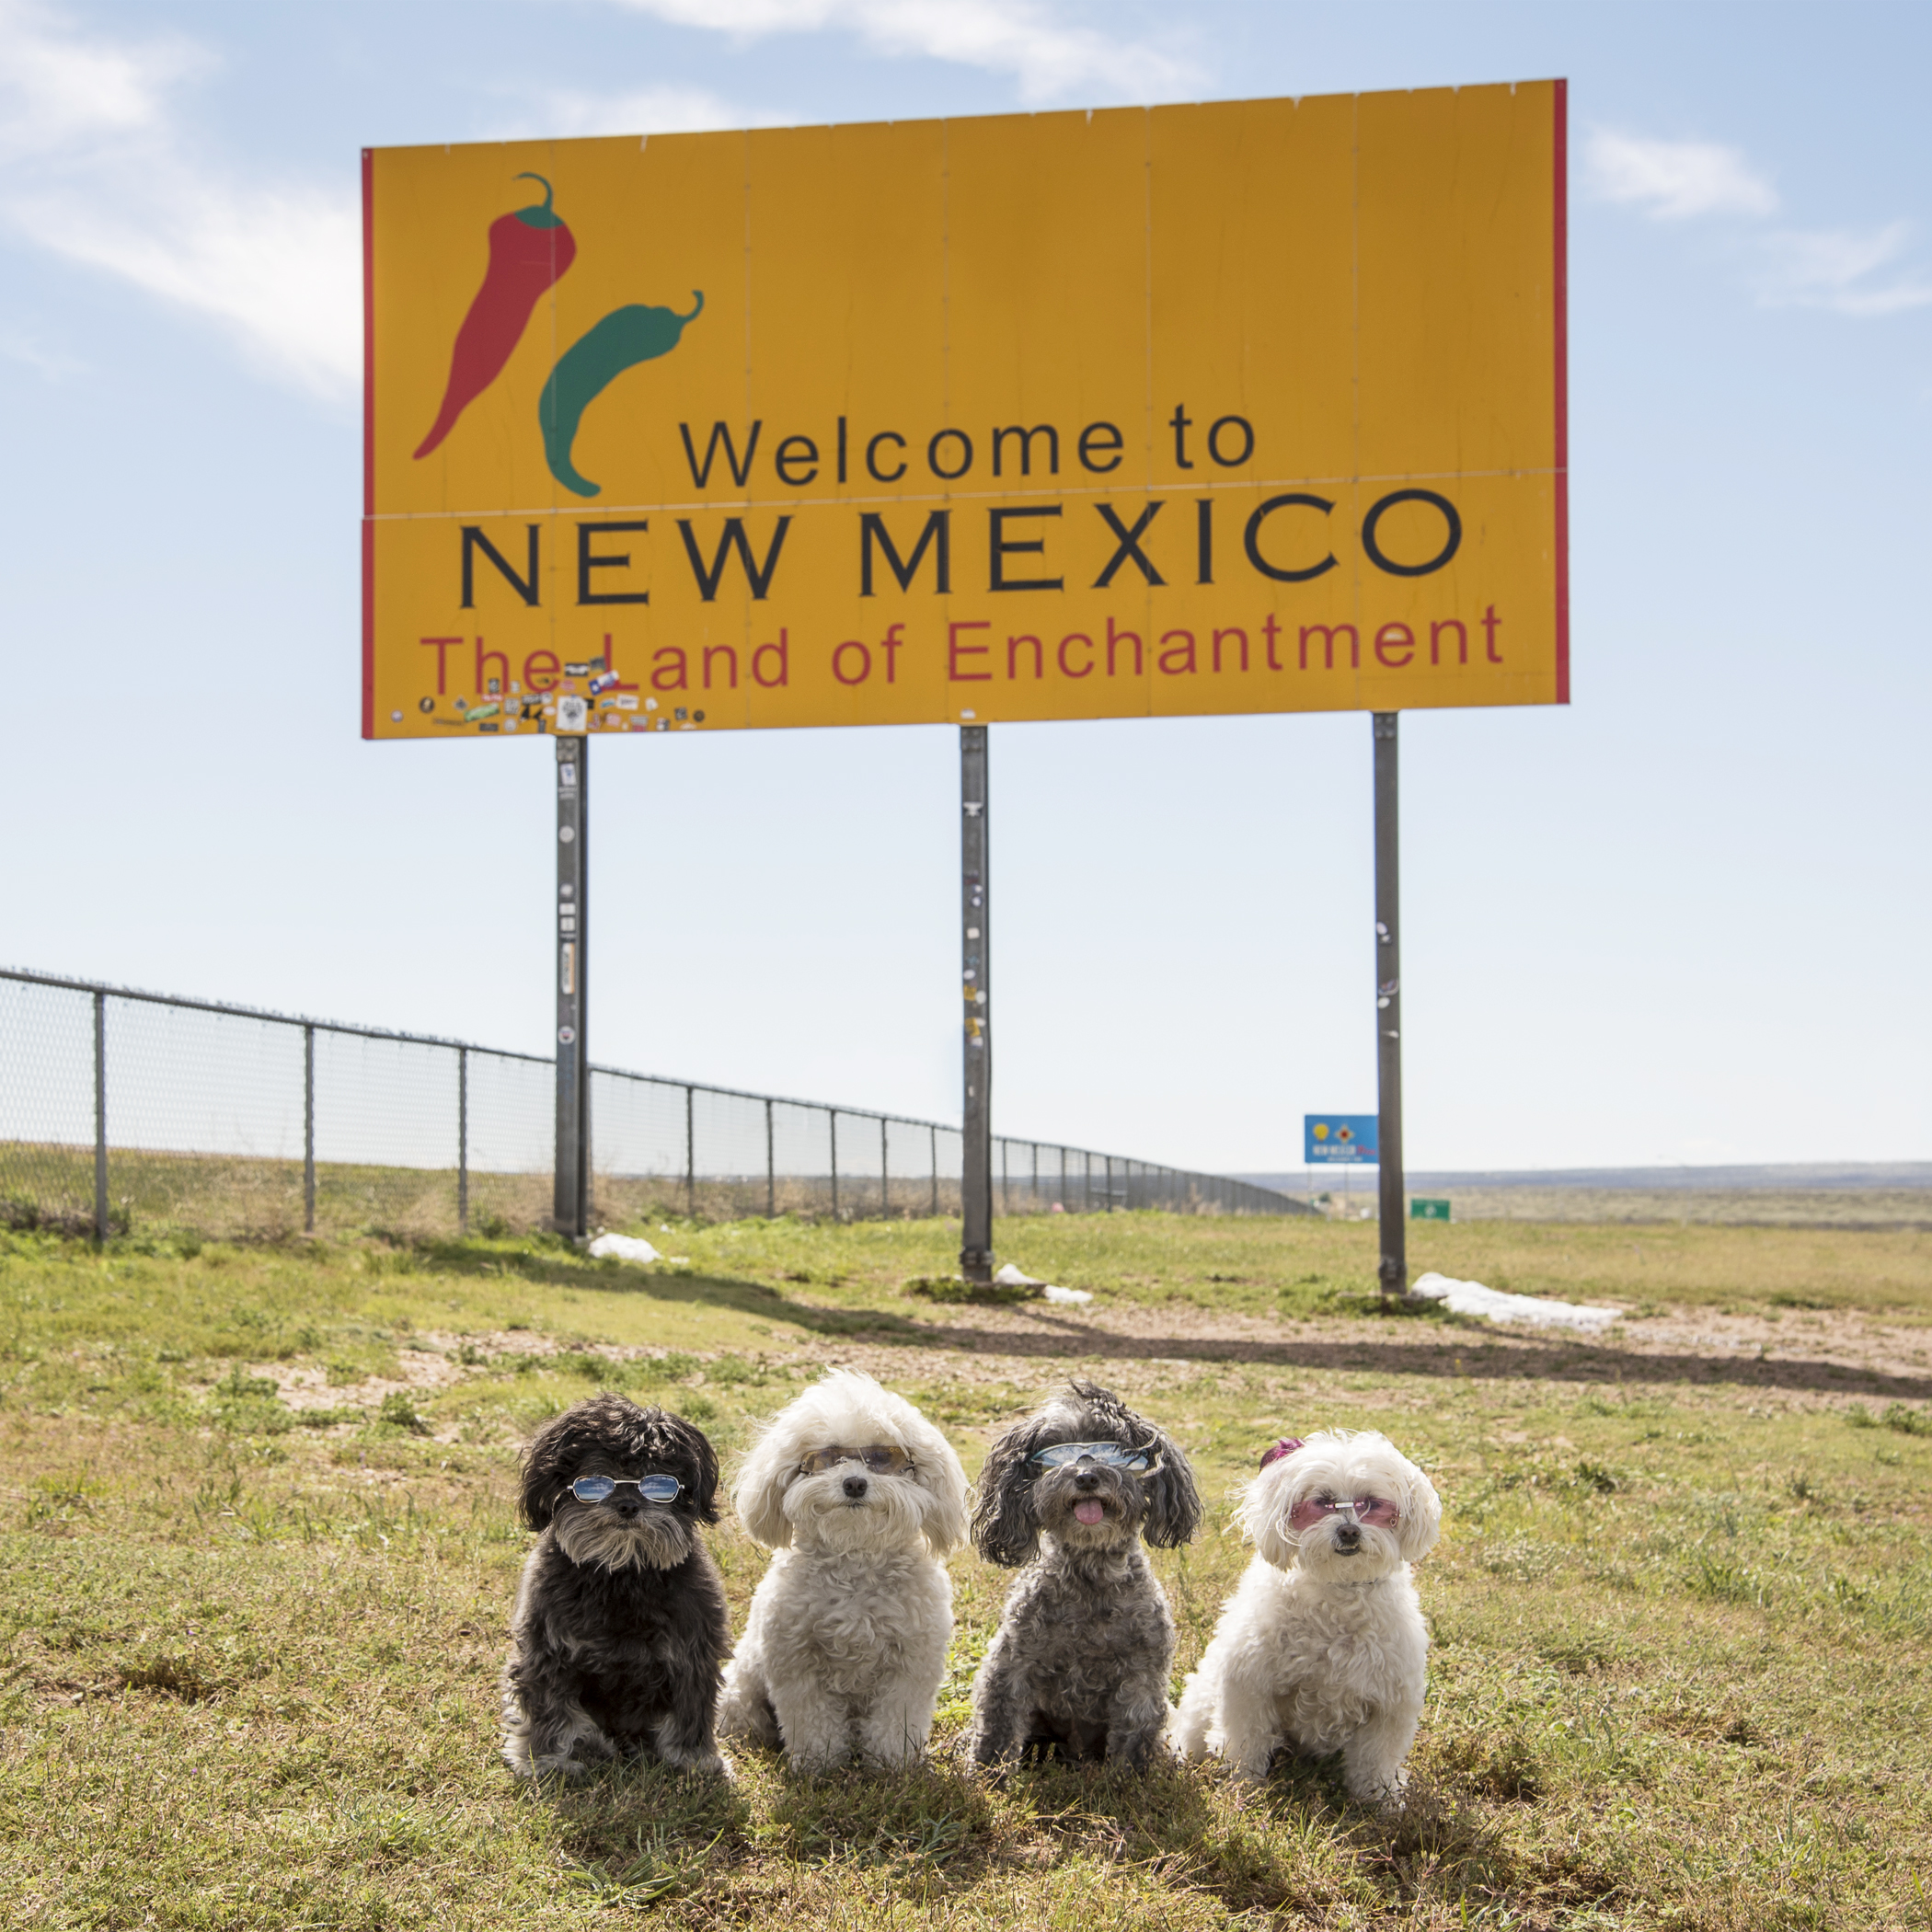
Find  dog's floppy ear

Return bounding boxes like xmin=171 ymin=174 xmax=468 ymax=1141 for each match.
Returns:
xmin=518 ymin=1406 xmax=578 ymax=1530
xmin=903 ymin=1409 xmax=971 ymax=1558
xmin=731 ymin=1411 xmax=802 ymax=1549
xmin=661 ymin=1410 xmax=721 ymax=1524
xmin=1239 ymin=1462 xmax=1300 ymax=1570
xmin=1138 ymin=1423 xmax=1202 ymax=1549
xmin=1396 ymin=1460 xmax=1443 ymax=1563
xmin=971 ymin=1415 xmax=1044 ymax=1568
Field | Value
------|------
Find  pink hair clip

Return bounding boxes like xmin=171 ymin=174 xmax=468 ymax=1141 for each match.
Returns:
xmin=1259 ymin=1438 xmax=1305 ymax=1469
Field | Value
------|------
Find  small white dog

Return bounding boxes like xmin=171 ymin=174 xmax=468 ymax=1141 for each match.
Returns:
xmin=1170 ymin=1430 xmax=1441 ymax=1802
xmin=715 ymin=1370 xmax=969 ymax=1771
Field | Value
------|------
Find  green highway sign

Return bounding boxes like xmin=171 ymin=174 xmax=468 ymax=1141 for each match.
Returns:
xmin=1410 ymin=1198 xmax=1451 ymax=1222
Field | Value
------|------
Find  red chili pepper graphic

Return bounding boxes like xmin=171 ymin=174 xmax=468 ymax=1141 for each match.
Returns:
xmin=413 ymin=173 xmax=576 ymax=460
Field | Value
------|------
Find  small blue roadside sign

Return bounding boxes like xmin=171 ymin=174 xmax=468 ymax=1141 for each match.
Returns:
xmin=1305 ymin=1114 xmax=1378 ymax=1164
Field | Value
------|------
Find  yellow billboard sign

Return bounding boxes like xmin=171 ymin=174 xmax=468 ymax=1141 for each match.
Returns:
xmin=363 ymin=83 xmax=1567 ymax=741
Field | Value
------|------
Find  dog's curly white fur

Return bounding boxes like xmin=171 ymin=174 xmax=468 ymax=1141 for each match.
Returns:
xmin=1169 ymin=1429 xmax=1441 ymax=1802
xmin=715 ymin=1370 xmax=969 ymax=1771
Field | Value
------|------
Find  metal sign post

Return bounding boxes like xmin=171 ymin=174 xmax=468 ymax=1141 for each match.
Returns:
xmin=555 ymin=732 xmax=589 ymax=1237
xmin=1373 ymin=712 xmax=1407 ymax=1294
xmin=960 ymin=726 xmax=994 ymax=1282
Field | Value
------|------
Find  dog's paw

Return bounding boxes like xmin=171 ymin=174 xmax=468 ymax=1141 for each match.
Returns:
xmin=1346 ymin=1776 xmax=1409 ymax=1811
xmin=508 ymin=1751 xmax=596 ymax=1782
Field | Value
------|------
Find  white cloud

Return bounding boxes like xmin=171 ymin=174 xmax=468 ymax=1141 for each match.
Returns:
xmin=1587 ymin=122 xmax=1932 ymax=318
xmin=495 ymin=82 xmax=788 ymax=140
xmin=1585 ymin=129 xmax=1779 ymax=221
xmin=1756 ymin=222 xmax=1932 ymax=317
xmin=0 ymin=326 xmax=86 ymax=378
xmin=0 ymin=0 xmax=358 ymax=397
xmin=589 ymin=0 xmax=1199 ymax=103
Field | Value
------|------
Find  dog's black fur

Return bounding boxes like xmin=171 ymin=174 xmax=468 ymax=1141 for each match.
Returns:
xmin=965 ymin=1380 xmax=1201 ymax=1772
xmin=500 ymin=1395 xmax=731 ymax=1777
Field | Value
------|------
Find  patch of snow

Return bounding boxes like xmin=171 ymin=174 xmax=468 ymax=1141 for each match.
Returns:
xmin=992 ymin=1262 xmax=1093 ymax=1305
xmin=1411 ymin=1271 xmax=1619 ymax=1333
xmin=587 ymin=1232 xmax=661 ymax=1265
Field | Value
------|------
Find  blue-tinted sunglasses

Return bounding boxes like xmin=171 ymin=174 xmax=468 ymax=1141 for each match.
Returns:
xmin=1029 ymin=1441 xmax=1153 ymax=1473
xmin=570 ymin=1474 xmax=682 ymax=1505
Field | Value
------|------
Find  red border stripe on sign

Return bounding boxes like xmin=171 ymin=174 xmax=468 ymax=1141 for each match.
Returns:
xmin=1552 ymin=78 xmax=1570 ymax=706
xmin=361 ymin=147 xmax=375 ymax=739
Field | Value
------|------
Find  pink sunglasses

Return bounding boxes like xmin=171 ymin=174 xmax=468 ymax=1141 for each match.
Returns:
xmin=1289 ymin=1494 xmax=1401 ymax=1531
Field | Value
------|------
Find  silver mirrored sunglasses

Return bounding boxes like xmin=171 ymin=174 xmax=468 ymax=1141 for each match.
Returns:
xmin=800 ymin=1444 xmax=914 ymax=1477
xmin=1029 ymin=1441 xmax=1153 ymax=1472
xmin=570 ymin=1474 xmax=683 ymax=1504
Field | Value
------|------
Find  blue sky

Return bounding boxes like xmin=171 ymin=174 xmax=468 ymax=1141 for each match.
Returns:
xmin=2 ymin=0 xmax=1928 ymax=1175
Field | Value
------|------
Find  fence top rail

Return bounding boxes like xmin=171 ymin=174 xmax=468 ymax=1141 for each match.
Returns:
xmin=5 ymin=963 xmax=1294 ymax=1208
xmin=591 ymin=1062 xmax=964 ymax=1134
xmin=0 ymin=964 xmax=523 ymax=1058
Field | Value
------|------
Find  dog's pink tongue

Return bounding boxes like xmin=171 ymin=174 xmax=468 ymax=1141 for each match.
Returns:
xmin=1074 ymin=1500 xmax=1106 ymax=1525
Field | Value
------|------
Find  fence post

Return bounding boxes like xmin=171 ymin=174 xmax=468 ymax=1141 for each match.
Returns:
xmin=457 ymin=1044 xmax=469 ymax=1235
xmin=765 ymin=1097 xmax=776 ymax=1218
xmin=880 ymin=1115 xmax=889 ymax=1219
xmin=829 ymin=1110 xmax=839 ymax=1219
xmin=684 ymin=1085 xmax=696 ymax=1219
xmin=930 ymin=1124 xmax=938 ymax=1216
xmin=303 ymin=1024 xmax=316 ymax=1234
xmin=1105 ymin=1154 xmax=1114 ymax=1213
xmin=92 ymin=990 xmax=108 ymax=1241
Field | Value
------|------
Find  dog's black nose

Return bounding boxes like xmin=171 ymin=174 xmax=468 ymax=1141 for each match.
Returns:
xmin=1336 ymin=1524 xmax=1361 ymax=1549
xmin=1073 ymin=1470 xmax=1101 ymax=1491
xmin=843 ymin=1475 xmax=868 ymax=1500
xmin=615 ymin=1499 xmax=639 ymax=1519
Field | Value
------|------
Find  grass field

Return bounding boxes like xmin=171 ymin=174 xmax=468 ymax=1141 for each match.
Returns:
xmin=4 ymin=1212 xmax=1930 ymax=1929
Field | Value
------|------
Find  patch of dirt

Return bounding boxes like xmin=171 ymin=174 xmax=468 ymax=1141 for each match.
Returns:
xmin=254 ymin=1346 xmax=472 ymax=1415
xmin=247 ymin=1302 xmax=1932 ymax=1431
xmin=740 ymin=1296 xmax=1932 ymax=1408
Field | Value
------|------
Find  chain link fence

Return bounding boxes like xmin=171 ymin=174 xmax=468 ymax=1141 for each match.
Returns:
xmin=0 ymin=967 xmax=1297 ymax=1240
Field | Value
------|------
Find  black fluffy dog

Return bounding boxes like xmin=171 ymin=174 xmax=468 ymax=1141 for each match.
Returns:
xmin=501 ymin=1395 xmax=731 ymax=1777
xmin=965 ymin=1381 xmax=1201 ymax=1772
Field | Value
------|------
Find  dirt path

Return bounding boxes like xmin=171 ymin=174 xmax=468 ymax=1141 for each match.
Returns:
xmin=256 ymin=1296 xmax=1932 ymax=1426
xmin=779 ymin=1297 xmax=1932 ymax=1406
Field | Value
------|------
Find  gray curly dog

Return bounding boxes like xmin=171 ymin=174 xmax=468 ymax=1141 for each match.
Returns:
xmin=965 ymin=1381 xmax=1201 ymax=1773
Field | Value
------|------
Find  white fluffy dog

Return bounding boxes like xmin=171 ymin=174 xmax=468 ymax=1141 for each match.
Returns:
xmin=1170 ymin=1430 xmax=1442 ymax=1802
xmin=715 ymin=1370 xmax=969 ymax=1771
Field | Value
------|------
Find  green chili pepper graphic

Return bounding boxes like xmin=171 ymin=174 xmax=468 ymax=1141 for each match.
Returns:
xmin=540 ymin=293 xmax=705 ymax=498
